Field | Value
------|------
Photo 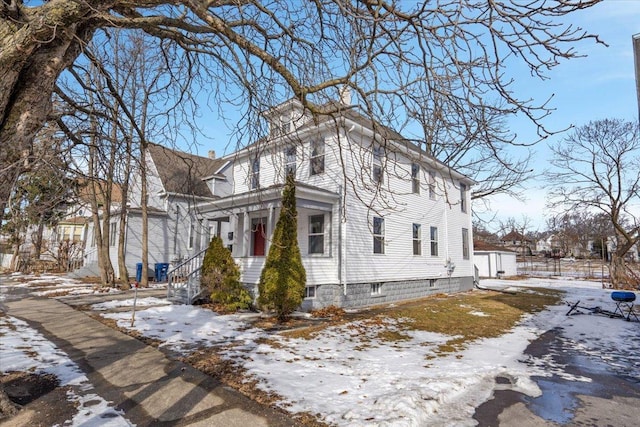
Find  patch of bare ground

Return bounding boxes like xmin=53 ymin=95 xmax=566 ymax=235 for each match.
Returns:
xmin=0 ymin=372 xmax=77 ymax=427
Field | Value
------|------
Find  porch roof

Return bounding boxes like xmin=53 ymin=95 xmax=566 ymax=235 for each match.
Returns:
xmin=196 ymin=182 xmax=340 ymax=214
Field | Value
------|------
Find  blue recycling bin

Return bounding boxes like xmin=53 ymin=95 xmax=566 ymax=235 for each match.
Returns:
xmin=136 ymin=263 xmax=143 ymax=282
xmin=154 ymin=263 xmax=169 ymax=282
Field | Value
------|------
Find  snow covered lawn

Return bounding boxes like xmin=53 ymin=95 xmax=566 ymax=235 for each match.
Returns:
xmin=99 ymin=277 xmax=640 ymax=426
xmin=2 ymin=274 xmax=639 ymax=426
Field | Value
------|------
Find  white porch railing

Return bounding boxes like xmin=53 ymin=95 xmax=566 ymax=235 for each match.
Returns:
xmin=166 ymin=249 xmax=207 ymax=304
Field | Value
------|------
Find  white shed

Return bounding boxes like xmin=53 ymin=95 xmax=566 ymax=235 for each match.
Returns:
xmin=474 ymin=240 xmax=517 ymax=278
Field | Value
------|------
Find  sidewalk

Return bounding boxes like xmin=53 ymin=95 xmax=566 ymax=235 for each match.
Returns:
xmin=4 ymin=297 xmax=295 ymax=427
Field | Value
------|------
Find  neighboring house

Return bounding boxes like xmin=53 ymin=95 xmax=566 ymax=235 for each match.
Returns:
xmin=474 ymin=240 xmax=517 ymax=278
xmin=81 ymin=96 xmax=476 ymax=310
xmin=500 ymin=230 xmax=533 ymax=256
xmin=82 ymin=144 xmax=227 ymax=279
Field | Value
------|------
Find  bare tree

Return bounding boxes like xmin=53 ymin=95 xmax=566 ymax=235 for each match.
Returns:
xmin=1 ymin=0 xmax=604 ymax=219
xmin=546 ymin=212 xmax=595 ymax=258
xmin=547 ymin=118 xmax=640 ymax=287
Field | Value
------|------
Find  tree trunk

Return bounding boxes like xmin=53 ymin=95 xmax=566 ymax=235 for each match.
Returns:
xmin=33 ymin=221 xmax=44 ymax=258
xmin=117 ymin=206 xmax=130 ymax=288
xmin=140 ymin=144 xmax=149 ymax=287
xmin=1 ymin=3 xmax=97 ymax=213
xmin=609 ymin=253 xmax=628 ymax=289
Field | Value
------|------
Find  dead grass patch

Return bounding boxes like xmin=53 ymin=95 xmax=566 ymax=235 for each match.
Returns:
xmin=389 ymin=288 xmax=562 ymax=354
xmin=274 ymin=288 xmax=562 ymax=356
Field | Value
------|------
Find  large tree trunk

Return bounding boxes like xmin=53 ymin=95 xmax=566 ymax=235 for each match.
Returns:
xmin=0 ymin=2 xmax=97 ymax=217
xmin=33 ymin=221 xmax=44 ymax=258
xmin=609 ymin=253 xmax=626 ymax=289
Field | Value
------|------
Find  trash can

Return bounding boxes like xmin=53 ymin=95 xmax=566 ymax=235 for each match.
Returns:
xmin=136 ymin=263 xmax=143 ymax=282
xmin=154 ymin=262 xmax=169 ymax=282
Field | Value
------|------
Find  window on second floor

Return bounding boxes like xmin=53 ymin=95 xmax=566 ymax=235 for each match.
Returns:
xmin=284 ymin=145 xmax=296 ymax=177
xmin=310 ymin=139 xmax=325 ymax=176
xmin=428 ymin=171 xmax=436 ymax=200
xmin=413 ymin=223 xmax=421 ymax=255
xmin=462 ymin=228 xmax=470 ymax=260
xmin=460 ymin=183 xmax=467 ymax=213
xmin=251 ymin=156 xmax=260 ymax=189
xmin=373 ymin=217 xmax=385 ymax=254
xmin=430 ymin=226 xmax=438 ymax=256
xmin=373 ymin=144 xmax=384 ymax=184
xmin=308 ymin=214 xmax=325 ymax=254
xmin=411 ymin=163 xmax=420 ymax=194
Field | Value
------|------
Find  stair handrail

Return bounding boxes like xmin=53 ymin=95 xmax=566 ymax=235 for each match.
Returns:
xmin=168 ymin=248 xmax=208 ymax=276
xmin=167 ymin=248 xmax=208 ymax=302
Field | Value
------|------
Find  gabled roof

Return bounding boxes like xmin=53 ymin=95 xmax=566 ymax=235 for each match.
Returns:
xmin=76 ymin=178 xmax=123 ymax=205
xmin=501 ymin=230 xmax=531 ymax=243
xmin=148 ymin=143 xmax=227 ymax=198
xmin=474 ymin=240 xmax=515 ymax=253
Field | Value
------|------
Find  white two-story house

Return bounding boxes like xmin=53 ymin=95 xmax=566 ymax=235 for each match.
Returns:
xmin=186 ymin=98 xmax=475 ymax=309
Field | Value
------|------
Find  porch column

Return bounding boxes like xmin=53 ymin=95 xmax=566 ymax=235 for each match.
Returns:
xmin=266 ymin=204 xmax=275 ymax=254
xmin=242 ymin=212 xmax=250 ymax=257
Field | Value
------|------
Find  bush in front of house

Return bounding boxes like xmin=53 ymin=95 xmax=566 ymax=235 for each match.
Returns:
xmin=201 ymin=236 xmax=252 ymax=311
xmin=258 ymin=173 xmax=306 ymax=322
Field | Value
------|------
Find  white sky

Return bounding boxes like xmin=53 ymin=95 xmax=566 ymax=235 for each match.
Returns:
xmin=3 ymin=274 xmax=638 ymax=426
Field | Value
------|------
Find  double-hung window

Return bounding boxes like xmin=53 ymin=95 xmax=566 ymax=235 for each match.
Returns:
xmin=373 ymin=217 xmax=385 ymax=254
xmin=411 ymin=163 xmax=420 ymax=194
xmin=413 ymin=223 xmax=422 ymax=255
xmin=284 ymin=145 xmax=296 ymax=177
xmin=373 ymin=144 xmax=384 ymax=183
xmin=251 ymin=156 xmax=260 ymax=189
xmin=462 ymin=228 xmax=470 ymax=260
xmin=430 ymin=226 xmax=438 ymax=256
xmin=310 ymin=139 xmax=325 ymax=175
xmin=308 ymin=214 xmax=325 ymax=254
xmin=460 ymin=183 xmax=467 ymax=213
xmin=429 ymin=171 xmax=436 ymax=200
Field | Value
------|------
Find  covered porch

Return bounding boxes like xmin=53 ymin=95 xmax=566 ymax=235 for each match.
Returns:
xmin=197 ymin=183 xmax=342 ymax=288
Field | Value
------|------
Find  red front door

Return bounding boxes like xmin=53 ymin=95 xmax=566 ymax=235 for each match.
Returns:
xmin=252 ymin=220 xmax=266 ymax=256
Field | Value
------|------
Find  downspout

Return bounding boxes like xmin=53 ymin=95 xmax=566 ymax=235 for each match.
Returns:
xmin=338 ymin=184 xmax=347 ymax=295
xmin=341 ymin=125 xmax=355 ymax=296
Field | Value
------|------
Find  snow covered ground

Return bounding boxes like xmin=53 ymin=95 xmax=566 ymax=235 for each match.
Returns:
xmin=0 ymin=314 xmax=133 ymax=426
xmin=1 ymin=274 xmax=639 ymax=426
